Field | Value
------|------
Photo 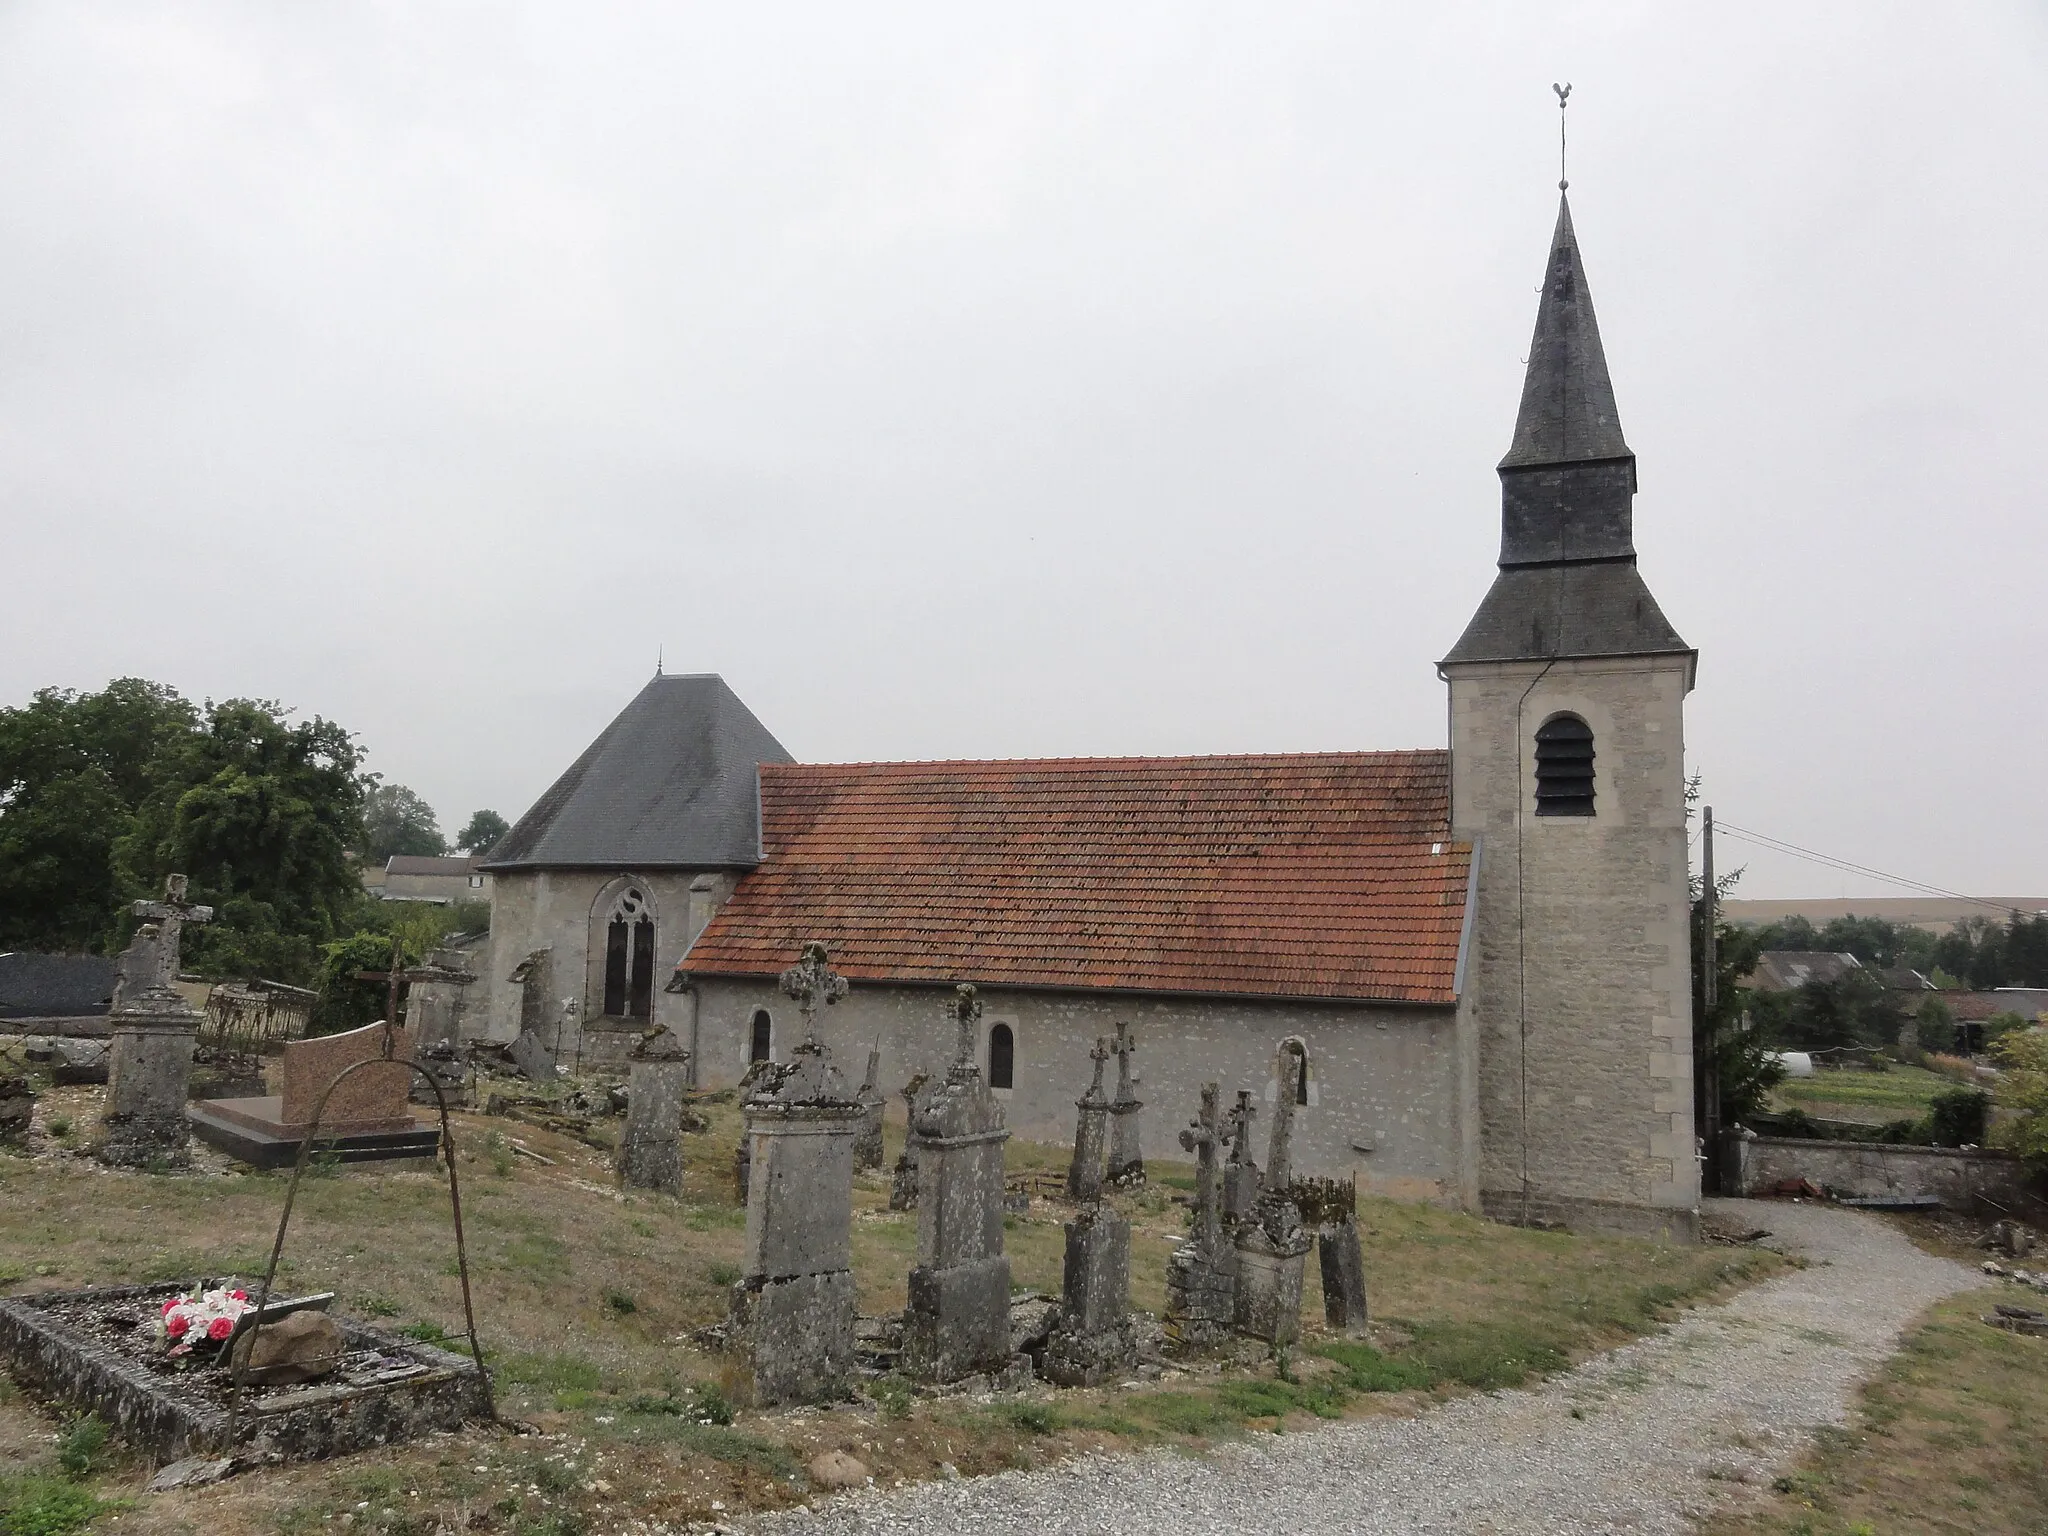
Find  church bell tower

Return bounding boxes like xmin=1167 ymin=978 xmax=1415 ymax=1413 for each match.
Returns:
xmin=1440 ymin=194 xmax=1699 ymax=1238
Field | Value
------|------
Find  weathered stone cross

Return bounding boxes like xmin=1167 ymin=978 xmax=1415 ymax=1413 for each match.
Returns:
xmin=778 ymin=939 xmax=849 ymax=1046
xmin=946 ymin=983 xmax=982 ymax=1078
xmin=1178 ymin=1082 xmax=1225 ymax=1255
xmin=130 ymin=874 xmax=212 ymax=989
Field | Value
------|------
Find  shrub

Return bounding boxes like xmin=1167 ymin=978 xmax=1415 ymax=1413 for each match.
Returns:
xmin=1926 ymin=1088 xmax=1991 ymax=1148
xmin=1994 ymin=1031 xmax=2048 ymax=1167
xmin=54 ymin=1417 xmax=107 ymax=1480
xmin=0 ymin=1473 xmax=106 ymax=1536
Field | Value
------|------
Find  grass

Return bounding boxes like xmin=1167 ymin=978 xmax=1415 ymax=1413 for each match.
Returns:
xmin=1773 ymin=1064 xmax=1957 ymax=1125
xmin=1703 ymin=1287 xmax=2048 ymax=1535
xmin=0 ymin=1084 xmax=1785 ymax=1534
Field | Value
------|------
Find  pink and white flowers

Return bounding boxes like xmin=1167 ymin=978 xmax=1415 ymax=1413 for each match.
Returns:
xmin=155 ymin=1285 xmax=253 ymax=1357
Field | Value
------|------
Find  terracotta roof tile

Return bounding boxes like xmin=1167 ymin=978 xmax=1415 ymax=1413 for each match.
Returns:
xmin=682 ymin=752 xmax=1471 ymax=1005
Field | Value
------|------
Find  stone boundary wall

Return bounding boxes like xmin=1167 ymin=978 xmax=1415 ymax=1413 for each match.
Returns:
xmin=0 ymin=1017 xmax=111 ymax=1038
xmin=1736 ymin=1135 xmax=2033 ymax=1212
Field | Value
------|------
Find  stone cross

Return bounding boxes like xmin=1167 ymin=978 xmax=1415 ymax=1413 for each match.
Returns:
xmin=1228 ymin=1090 xmax=1258 ymax=1165
xmin=1267 ymin=1046 xmax=1303 ymax=1190
xmin=1106 ymin=1021 xmax=1144 ymax=1185
xmin=1066 ymin=1037 xmax=1112 ymax=1203
xmin=1112 ymin=1022 xmax=1137 ymax=1103
xmin=130 ymin=874 xmax=212 ymax=990
xmin=946 ymin=983 xmax=982 ymax=1080
xmin=779 ymin=940 xmax=850 ymax=1046
xmin=1177 ymin=1082 xmax=1225 ymax=1258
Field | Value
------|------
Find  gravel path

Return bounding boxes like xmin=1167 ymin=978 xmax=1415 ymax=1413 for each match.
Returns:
xmin=754 ymin=1199 xmax=1976 ymax=1535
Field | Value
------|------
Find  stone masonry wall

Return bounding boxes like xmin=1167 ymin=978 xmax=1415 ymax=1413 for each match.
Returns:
xmin=1446 ymin=653 xmax=1697 ymax=1234
xmin=692 ymin=978 xmax=1473 ymax=1205
xmin=480 ymin=870 xmax=739 ymax=1044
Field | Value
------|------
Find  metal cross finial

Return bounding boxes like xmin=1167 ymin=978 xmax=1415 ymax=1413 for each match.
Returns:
xmin=778 ymin=939 xmax=849 ymax=1046
xmin=1553 ymin=82 xmax=1572 ymax=191
xmin=948 ymin=983 xmax=981 ymax=1070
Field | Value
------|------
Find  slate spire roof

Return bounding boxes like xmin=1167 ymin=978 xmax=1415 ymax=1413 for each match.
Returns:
xmin=479 ymin=674 xmax=793 ymax=871
xmin=1443 ymin=193 xmax=1693 ymax=670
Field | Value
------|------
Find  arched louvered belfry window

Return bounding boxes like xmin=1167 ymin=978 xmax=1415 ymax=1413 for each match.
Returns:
xmin=1534 ymin=713 xmax=1596 ymax=817
xmin=987 ymin=1023 xmax=1015 ymax=1090
xmin=749 ymin=1009 xmax=773 ymax=1064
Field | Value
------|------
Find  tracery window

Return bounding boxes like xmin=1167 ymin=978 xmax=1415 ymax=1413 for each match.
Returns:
xmin=602 ymin=887 xmax=656 ymax=1019
xmin=1534 ymin=714 xmax=1596 ymax=817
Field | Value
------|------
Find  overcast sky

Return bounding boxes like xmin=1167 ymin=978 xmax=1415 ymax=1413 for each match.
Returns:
xmin=3 ymin=3 xmax=2043 ymax=901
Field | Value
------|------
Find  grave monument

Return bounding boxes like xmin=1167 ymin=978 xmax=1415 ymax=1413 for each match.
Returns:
xmin=1163 ymin=1081 xmax=1236 ymax=1346
xmin=617 ymin=1026 xmax=690 ymax=1195
xmin=1105 ymin=1022 xmax=1144 ymax=1187
xmin=729 ymin=942 xmax=864 ymax=1405
xmin=96 ymin=876 xmax=211 ymax=1169
xmin=853 ymin=1044 xmax=886 ymax=1172
xmin=1065 ymin=1037 xmax=1111 ymax=1202
xmin=1233 ymin=1046 xmax=1313 ymax=1346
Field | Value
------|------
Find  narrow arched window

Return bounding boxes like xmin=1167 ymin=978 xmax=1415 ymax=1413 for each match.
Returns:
xmin=1534 ymin=714 xmax=1596 ymax=817
xmin=988 ymin=1023 xmax=1015 ymax=1090
xmin=1285 ymin=1040 xmax=1310 ymax=1105
xmin=749 ymin=1009 xmax=773 ymax=1064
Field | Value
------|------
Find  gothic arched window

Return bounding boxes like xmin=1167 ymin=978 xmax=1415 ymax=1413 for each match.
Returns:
xmin=602 ymin=886 xmax=657 ymax=1019
xmin=1534 ymin=714 xmax=1596 ymax=817
xmin=988 ymin=1022 xmax=1015 ymax=1090
xmin=749 ymin=1009 xmax=773 ymax=1064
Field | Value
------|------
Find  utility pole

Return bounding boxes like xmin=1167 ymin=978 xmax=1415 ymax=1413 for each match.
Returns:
xmin=1700 ymin=806 xmax=1721 ymax=1191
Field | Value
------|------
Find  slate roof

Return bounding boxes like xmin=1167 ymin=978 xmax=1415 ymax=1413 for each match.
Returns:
xmin=1945 ymin=989 xmax=2048 ymax=1023
xmin=480 ymin=675 xmax=794 ymax=871
xmin=1500 ymin=196 xmax=1632 ymax=470
xmin=385 ymin=856 xmax=482 ymax=877
xmin=682 ymin=752 xmax=1474 ymax=1005
xmin=0 ymin=952 xmax=117 ymax=1019
xmin=1746 ymin=951 xmax=1864 ymax=993
xmin=1443 ymin=562 xmax=1692 ymax=666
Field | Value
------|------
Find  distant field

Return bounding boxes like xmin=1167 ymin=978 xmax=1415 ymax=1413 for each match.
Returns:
xmin=1773 ymin=1064 xmax=1959 ymax=1125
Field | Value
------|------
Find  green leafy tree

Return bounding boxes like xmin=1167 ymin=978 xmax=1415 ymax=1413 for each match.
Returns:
xmin=1994 ymin=1030 xmax=2048 ymax=1168
xmin=0 ymin=680 xmax=199 ymax=951
xmin=360 ymin=782 xmax=446 ymax=863
xmin=455 ymin=808 xmax=509 ymax=855
xmin=314 ymin=932 xmax=407 ymax=1036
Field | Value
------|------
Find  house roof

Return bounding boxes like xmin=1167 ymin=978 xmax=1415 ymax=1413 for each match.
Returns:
xmin=385 ymin=856 xmax=482 ymax=877
xmin=1746 ymin=951 xmax=1864 ymax=992
xmin=480 ymin=674 xmax=793 ymax=872
xmin=1944 ymin=989 xmax=2048 ymax=1023
xmin=681 ymin=752 xmax=1473 ymax=1006
xmin=0 ymin=952 xmax=117 ymax=1019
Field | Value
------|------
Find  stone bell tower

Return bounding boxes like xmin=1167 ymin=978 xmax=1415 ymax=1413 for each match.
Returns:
xmin=1440 ymin=194 xmax=1699 ymax=1239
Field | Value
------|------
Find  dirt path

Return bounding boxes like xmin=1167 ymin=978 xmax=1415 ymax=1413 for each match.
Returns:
xmin=755 ymin=1199 xmax=1976 ymax=1535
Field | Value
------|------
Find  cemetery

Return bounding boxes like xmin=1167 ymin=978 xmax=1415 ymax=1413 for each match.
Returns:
xmin=0 ymin=909 xmax=1789 ymax=1533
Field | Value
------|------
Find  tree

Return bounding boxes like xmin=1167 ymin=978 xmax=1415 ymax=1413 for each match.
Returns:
xmin=1994 ymin=1030 xmax=2048 ymax=1169
xmin=455 ymin=809 xmax=510 ymax=855
xmin=360 ymin=782 xmax=445 ymax=863
xmin=0 ymin=680 xmax=200 ymax=951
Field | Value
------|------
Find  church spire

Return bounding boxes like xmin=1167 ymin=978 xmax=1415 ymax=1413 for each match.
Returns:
xmin=1493 ymin=194 xmax=1638 ymax=570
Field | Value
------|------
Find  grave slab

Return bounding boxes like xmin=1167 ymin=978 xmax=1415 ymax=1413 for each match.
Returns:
xmin=189 ymin=1022 xmax=436 ymax=1169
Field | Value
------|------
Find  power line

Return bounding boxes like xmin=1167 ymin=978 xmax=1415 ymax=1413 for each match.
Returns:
xmin=1713 ymin=819 xmax=2044 ymax=922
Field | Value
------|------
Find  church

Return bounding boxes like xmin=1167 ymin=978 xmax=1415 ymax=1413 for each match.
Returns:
xmin=477 ymin=193 xmax=1699 ymax=1239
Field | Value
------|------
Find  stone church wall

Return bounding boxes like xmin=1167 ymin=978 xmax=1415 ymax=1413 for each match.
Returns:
xmin=690 ymin=977 xmax=1477 ymax=1207
xmin=1446 ymin=652 xmax=1697 ymax=1238
xmin=480 ymin=869 xmax=739 ymax=1046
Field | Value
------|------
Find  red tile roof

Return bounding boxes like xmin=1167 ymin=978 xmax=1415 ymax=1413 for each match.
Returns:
xmin=681 ymin=752 xmax=1472 ymax=1005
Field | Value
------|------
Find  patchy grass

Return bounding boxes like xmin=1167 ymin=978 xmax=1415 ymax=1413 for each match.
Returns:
xmin=1773 ymin=1064 xmax=1957 ymax=1125
xmin=0 ymin=1085 xmax=1784 ymax=1534
xmin=1703 ymin=1287 xmax=2048 ymax=1536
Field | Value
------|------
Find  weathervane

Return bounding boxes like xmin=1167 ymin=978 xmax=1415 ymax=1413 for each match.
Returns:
xmin=1553 ymin=82 xmax=1572 ymax=191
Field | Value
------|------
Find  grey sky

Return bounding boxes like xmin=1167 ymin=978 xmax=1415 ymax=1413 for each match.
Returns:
xmin=3 ymin=3 xmax=2043 ymax=900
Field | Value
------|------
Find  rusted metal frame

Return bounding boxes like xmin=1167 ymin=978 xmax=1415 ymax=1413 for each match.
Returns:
xmin=224 ymin=1057 xmax=492 ymax=1446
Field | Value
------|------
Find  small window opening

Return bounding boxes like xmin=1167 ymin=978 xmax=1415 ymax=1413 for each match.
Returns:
xmin=1284 ymin=1040 xmax=1310 ymax=1105
xmin=749 ymin=1009 xmax=773 ymax=1064
xmin=1534 ymin=714 xmax=1596 ymax=817
xmin=988 ymin=1023 xmax=1015 ymax=1090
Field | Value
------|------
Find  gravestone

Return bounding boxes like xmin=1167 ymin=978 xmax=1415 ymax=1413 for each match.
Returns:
xmin=1164 ymin=1081 xmax=1236 ymax=1346
xmin=507 ymin=950 xmax=555 ymax=1075
xmin=1318 ymin=1215 xmax=1369 ymax=1332
xmin=1234 ymin=1047 xmax=1313 ymax=1346
xmin=1105 ymin=1022 xmax=1144 ymax=1187
xmin=853 ymin=1045 xmax=886 ymax=1172
xmin=97 ymin=877 xmax=211 ymax=1169
xmin=888 ymin=1071 xmax=932 ymax=1212
xmin=1223 ymin=1089 xmax=1263 ymax=1221
xmin=729 ymin=942 xmax=863 ymax=1405
xmin=1065 ymin=1037 xmax=1111 ymax=1202
xmin=902 ymin=985 xmax=1016 ymax=1383
xmin=617 ymin=1026 xmax=690 ymax=1194
xmin=1042 ymin=1200 xmax=1136 ymax=1385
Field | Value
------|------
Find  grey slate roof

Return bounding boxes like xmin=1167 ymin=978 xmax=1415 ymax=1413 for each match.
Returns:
xmin=1500 ymin=196 xmax=1631 ymax=470
xmin=0 ymin=952 xmax=117 ymax=1018
xmin=479 ymin=674 xmax=793 ymax=871
xmin=1443 ymin=563 xmax=1692 ymax=665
